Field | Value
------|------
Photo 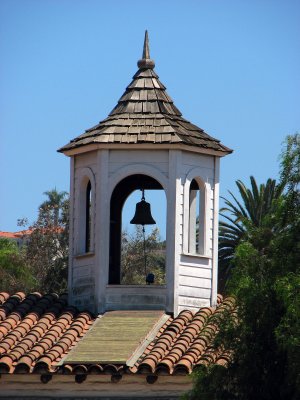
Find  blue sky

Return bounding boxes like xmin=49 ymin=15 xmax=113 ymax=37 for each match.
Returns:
xmin=0 ymin=0 xmax=299 ymax=237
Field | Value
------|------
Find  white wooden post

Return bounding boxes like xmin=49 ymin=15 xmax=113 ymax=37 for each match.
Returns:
xmin=211 ymin=156 xmax=220 ymax=306
xmin=95 ymin=149 xmax=109 ymax=313
xmin=67 ymin=157 xmax=75 ymax=304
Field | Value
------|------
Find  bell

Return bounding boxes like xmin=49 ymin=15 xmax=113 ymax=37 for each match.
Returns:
xmin=130 ymin=199 xmax=156 ymax=225
xmin=130 ymin=190 xmax=156 ymax=225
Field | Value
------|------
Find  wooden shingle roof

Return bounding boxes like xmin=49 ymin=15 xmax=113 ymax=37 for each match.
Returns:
xmin=58 ymin=31 xmax=232 ymax=155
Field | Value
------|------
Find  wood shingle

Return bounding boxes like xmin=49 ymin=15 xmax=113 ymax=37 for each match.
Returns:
xmin=58 ymin=31 xmax=232 ymax=155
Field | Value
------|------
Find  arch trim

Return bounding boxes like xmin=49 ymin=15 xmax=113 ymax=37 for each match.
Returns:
xmin=183 ymin=167 xmax=211 ymax=256
xmin=75 ymin=167 xmax=96 ymax=255
xmin=108 ymin=164 xmax=168 ymax=199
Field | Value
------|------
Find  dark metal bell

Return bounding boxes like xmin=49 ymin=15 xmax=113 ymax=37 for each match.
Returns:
xmin=130 ymin=199 xmax=156 ymax=225
xmin=146 ymin=273 xmax=155 ymax=285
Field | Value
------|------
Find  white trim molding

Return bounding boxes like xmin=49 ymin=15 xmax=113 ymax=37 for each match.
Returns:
xmin=74 ymin=167 xmax=96 ymax=255
xmin=108 ymin=163 xmax=168 ymax=197
xmin=183 ymin=167 xmax=211 ymax=257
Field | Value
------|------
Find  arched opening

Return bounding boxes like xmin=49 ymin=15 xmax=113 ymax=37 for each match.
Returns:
xmin=77 ymin=172 xmax=94 ymax=255
xmin=189 ymin=178 xmax=205 ymax=254
xmin=109 ymin=174 xmax=166 ymax=285
xmin=85 ymin=180 xmax=92 ymax=253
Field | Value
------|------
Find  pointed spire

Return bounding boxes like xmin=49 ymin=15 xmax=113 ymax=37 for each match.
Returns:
xmin=142 ymin=30 xmax=150 ymax=59
xmin=138 ymin=30 xmax=155 ymax=70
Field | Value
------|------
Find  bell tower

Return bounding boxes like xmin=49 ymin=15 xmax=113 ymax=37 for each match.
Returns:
xmin=59 ymin=31 xmax=232 ymax=316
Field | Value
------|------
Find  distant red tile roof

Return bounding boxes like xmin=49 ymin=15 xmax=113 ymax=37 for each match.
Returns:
xmin=0 ymin=292 xmax=235 ymax=376
xmin=0 ymin=227 xmax=64 ymax=240
xmin=0 ymin=230 xmax=33 ymax=239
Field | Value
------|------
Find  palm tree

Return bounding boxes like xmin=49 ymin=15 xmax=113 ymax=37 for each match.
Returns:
xmin=219 ymin=176 xmax=283 ymax=290
xmin=40 ymin=188 xmax=68 ymax=226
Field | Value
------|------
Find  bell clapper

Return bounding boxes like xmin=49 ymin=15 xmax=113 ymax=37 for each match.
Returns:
xmin=142 ymin=224 xmax=147 ymax=282
xmin=141 ymin=189 xmax=148 ymax=283
xmin=130 ymin=188 xmax=156 ymax=284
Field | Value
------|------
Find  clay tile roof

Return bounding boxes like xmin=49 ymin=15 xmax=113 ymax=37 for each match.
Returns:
xmin=0 ymin=292 xmax=236 ymax=376
xmin=58 ymin=31 xmax=232 ymax=156
xmin=0 ymin=292 xmax=93 ymax=374
xmin=133 ymin=296 xmax=236 ymax=375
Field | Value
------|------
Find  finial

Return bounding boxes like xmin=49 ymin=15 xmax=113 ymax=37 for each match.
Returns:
xmin=138 ymin=30 xmax=155 ymax=69
xmin=142 ymin=30 xmax=150 ymax=59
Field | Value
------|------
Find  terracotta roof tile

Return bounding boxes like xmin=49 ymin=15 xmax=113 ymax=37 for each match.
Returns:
xmin=0 ymin=292 xmax=236 ymax=376
xmin=0 ymin=292 xmax=94 ymax=374
xmin=132 ymin=295 xmax=236 ymax=375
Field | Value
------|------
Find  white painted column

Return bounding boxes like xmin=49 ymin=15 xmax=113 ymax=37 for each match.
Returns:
xmin=67 ymin=156 xmax=75 ymax=304
xmin=211 ymin=156 xmax=220 ymax=306
xmin=166 ymin=150 xmax=182 ymax=316
xmin=95 ymin=149 xmax=109 ymax=313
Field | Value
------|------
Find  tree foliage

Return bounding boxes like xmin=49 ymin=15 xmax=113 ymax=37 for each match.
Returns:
xmin=40 ymin=188 xmax=68 ymax=226
xmin=0 ymin=238 xmax=35 ymax=292
xmin=186 ymin=134 xmax=300 ymax=400
xmin=0 ymin=188 xmax=69 ymax=294
xmin=121 ymin=226 xmax=166 ymax=285
xmin=24 ymin=189 xmax=69 ymax=293
xmin=218 ymin=176 xmax=283 ymax=289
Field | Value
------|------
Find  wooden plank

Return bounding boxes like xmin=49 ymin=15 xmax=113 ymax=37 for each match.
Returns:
xmin=179 ymin=275 xmax=211 ymax=289
xmin=0 ymin=374 xmax=192 ymax=398
xmin=63 ymin=311 xmax=165 ymax=364
xmin=179 ymin=265 xmax=211 ymax=279
xmin=178 ymin=285 xmax=211 ymax=299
